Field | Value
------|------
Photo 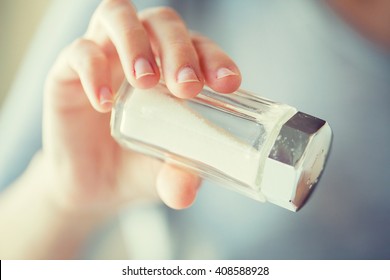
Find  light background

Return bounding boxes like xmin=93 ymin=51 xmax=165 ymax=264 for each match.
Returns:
xmin=0 ymin=0 xmax=389 ymax=260
xmin=0 ymin=0 xmax=50 ymax=105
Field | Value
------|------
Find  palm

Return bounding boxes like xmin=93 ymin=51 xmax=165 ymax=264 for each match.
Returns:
xmin=43 ymin=79 xmax=161 ymax=212
xmin=39 ymin=2 xmax=239 ymax=213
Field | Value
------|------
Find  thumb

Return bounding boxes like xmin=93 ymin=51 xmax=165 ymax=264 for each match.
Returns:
xmin=156 ymin=163 xmax=201 ymax=210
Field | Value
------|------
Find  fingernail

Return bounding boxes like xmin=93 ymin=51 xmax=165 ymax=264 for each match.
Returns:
xmin=177 ymin=66 xmax=199 ymax=83
xmin=134 ymin=57 xmax=155 ymax=79
xmin=216 ymin=67 xmax=238 ymax=79
xmin=99 ymin=86 xmax=113 ymax=106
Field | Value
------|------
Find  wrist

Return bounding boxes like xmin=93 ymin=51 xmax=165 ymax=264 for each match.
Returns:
xmin=35 ymin=151 xmax=118 ymax=223
xmin=23 ymin=152 xmax=112 ymax=256
xmin=0 ymin=151 xmax=111 ymax=259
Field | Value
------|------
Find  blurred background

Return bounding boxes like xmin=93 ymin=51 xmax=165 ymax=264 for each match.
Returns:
xmin=0 ymin=0 xmax=389 ymax=260
xmin=0 ymin=0 xmax=50 ymax=105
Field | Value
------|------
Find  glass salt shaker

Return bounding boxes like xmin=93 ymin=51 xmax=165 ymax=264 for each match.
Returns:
xmin=111 ymin=81 xmax=332 ymax=211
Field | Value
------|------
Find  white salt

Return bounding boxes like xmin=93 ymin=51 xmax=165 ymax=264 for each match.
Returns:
xmin=119 ymin=86 xmax=262 ymax=187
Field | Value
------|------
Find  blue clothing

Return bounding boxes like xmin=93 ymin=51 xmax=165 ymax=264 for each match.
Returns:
xmin=1 ymin=0 xmax=389 ymax=259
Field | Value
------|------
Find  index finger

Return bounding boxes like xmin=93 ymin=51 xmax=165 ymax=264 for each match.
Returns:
xmin=86 ymin=0 xmax=160 ymax=88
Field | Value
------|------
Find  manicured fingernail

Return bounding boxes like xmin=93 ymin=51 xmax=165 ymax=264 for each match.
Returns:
xmin=134 ymin=57 xmax=155 ymax=79
xmin=99 ymin=86 xmax=113 ymax=106
xmin=216 ymin=67 xmax=239 ymax=79
xmin=177 ymin=67 xmax=199 ymax=83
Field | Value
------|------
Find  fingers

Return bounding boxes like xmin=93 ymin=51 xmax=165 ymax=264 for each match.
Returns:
xmin=88 ymin=2 xmax=241 ymax=98
xmin=140 ymin=8 xmax=241 ymax=96
xmin=49 ymin=38 xmax=113 ymax=113
xmin=192 ymin=34 xmax=242 ymax=93
xmin=139 ymin=7 xmax=204 ymax=98
xmin=92 ymin=0 xmax=160 ymax=89
xmin=51 ymin=1 xmax=242 ymax=116
xmin=156 ymin=164 xmax=201 ymax=209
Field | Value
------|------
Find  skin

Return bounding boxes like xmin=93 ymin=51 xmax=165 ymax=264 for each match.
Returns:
xmin=0 ymin=0 xmax=241 ymax=259
xmin=327 ymin=0 xmax=390 ymax=49
xmin=1 ymin=0 xmax=388 ymax=259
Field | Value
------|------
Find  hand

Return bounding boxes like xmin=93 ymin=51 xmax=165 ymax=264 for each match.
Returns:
xmin=42 ymin=0 xmax=241 ymax=218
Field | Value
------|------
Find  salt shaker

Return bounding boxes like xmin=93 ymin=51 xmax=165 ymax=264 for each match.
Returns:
xmin=111 ymin=82 xmax=332 ymax=211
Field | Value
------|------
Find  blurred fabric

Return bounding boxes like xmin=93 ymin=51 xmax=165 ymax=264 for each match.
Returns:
xmin=0 ymin=0 xmax=50 ymax=105
xmin=1 ymin=0 xmax=389 ymax=259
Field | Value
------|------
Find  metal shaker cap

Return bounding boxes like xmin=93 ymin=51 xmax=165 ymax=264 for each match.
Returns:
xmin=261 ymin=112 xmax=332 ymax=212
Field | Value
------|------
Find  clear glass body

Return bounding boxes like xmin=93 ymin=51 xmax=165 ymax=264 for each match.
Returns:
xmin=111 ymin=82 xmax=297 ymax=201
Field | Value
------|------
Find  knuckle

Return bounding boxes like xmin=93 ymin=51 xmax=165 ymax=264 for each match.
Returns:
xmin=81 ymin=56 xmax=102 ymax=73
xmin=69 ymin=38 xmax=87 ymax=50
xmin=121 ymin=25 xmax=146 ymax=40
xmin=168 ymin=40 xmax=193 ymax=53
xmin=97 ymin=0 xmax=133 ymax=23
xmin=141 ymin=6 xmax=181 ymax=22
xmin=100 ymin=0 xmax=129 ymax=11
xmin=81 ymin=54 xmax=106 ymax=73
xmin=69 ymin=39 xmax=106 ymax=72
xmin=154 ymin=6 xmax=180 ymax=20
